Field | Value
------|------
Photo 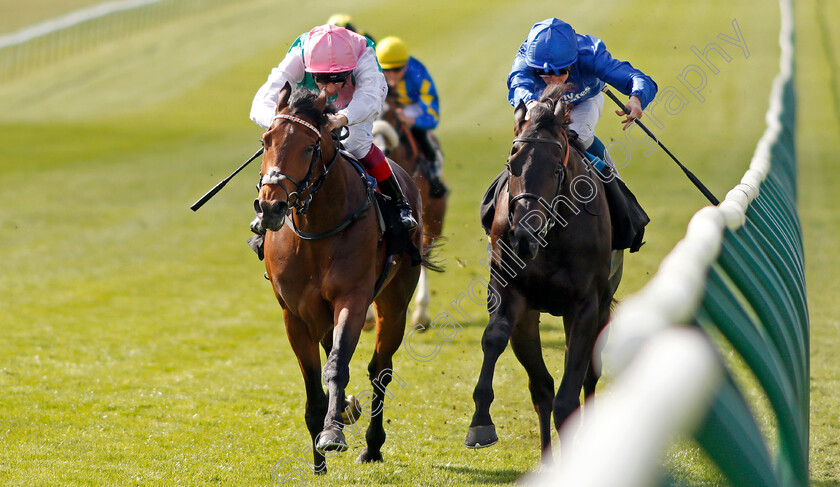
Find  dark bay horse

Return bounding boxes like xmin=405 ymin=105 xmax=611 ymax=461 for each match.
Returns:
xmin=256 ymin=83 xmax=424 ymax=474
xmin=372 ymin=91 xmax=448 ymax=327
xmin=465 ymin=84 xmax=620 ymax=462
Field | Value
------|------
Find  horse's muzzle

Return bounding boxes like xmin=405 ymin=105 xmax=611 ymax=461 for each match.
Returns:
xmin=255 ymin=198 xmax=288 ymax=232
xmin=509 ymin=226 xmax=539 ymax=261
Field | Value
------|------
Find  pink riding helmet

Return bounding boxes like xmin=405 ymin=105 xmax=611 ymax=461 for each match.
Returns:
xmin=304 ymin=24 xmax=367 ymax=73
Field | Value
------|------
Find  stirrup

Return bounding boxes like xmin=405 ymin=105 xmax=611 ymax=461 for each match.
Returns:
xmin=397 ymin=205 xmax=418 ymax=230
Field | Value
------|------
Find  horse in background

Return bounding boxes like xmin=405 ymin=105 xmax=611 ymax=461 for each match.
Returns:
xmin=465 ymin=84 xmax=621 ymax=462
xmin=256 ymin=83 xmax=426 ymax=474
xmin=372 ymin=90 xmax=448 ymax=328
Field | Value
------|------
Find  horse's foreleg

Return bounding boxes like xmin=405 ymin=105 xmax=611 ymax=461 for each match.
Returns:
xmin=466 ymin=288 xmax=526 ymax=449
xmin=510 ymin=310 xmax=555 ymax=465
xmin=582 ymin=363 xmax=599 ymax=408
xmin=410 ymin=267 xmax=430 ymax=327
xmin=554 ymin=294 xmax=601 ymax=440
xmin=316 ymin=298 xmax=367 ymax=454
xmin=284 ymin=314 xmax=328 ymax=474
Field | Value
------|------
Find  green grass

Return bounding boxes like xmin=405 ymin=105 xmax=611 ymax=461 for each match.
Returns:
xmin=0 ymin=0 xmax=108 ymax=33
xmin=0 ymin=0 xmax=836 ymax=485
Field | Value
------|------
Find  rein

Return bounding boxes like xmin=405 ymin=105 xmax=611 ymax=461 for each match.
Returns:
xmin=262 ymin=112 xmax=374 ymax=241
xmin=507 ymin=129 xmax=571 ymax=235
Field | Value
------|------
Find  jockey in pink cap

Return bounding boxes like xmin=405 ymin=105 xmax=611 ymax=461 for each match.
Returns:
xmin=250 ymin=24 xmax=417 ymax=232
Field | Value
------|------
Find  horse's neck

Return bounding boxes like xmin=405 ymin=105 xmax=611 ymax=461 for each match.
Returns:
xmin=296 ymin=145 xmax=356 ymax=224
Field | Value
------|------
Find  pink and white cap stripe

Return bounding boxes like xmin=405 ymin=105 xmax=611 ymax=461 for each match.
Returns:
xmin=303 ymin=24 xmax=367 ymax=73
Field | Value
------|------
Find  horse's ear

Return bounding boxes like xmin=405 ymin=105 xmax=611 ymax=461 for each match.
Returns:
xmin=275 ymin=82 xmax=292 ymax=113
xmin=514 ymin=100 xmax=527 ymax=135
xmin=554 ymin=98 xmax=567 ymax=121
xmin=514 ymin=100 xmax=527 ymax=124
xmin=314 ymin=90 xmax=328 ymax=112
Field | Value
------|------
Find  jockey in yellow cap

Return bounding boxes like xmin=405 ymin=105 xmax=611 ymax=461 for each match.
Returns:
xmin=376 ymin=36 xmax=447 ymax=198
xmin=326 ymin=13 xmax=375 ymax=43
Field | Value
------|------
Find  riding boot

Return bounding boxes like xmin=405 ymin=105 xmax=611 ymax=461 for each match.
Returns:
xmin=250 ymin=216 xmax=266 ymax=236
xmin=379 ymin=174 xmax=418 ymax=230
xmin=247 ymin=216 xmax=265 ymax=261
xmin=411 ymin=127 xmax=448 ymax=198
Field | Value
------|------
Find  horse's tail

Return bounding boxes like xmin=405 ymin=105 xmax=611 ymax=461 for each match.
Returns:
xmin=420 ymin=238 xmax=445 ymax=273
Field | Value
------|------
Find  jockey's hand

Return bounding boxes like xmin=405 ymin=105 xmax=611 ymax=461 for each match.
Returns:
xmin=616 ymin=96 xmax=643 ymax=130
xmin=325 ymin=113 xmax=348 ymax=133
xmin=395 ymin=109 xmax=415 ymax=127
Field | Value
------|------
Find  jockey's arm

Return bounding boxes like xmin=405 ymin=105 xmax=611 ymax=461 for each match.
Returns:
xmin=588 ymin=38 xmax=657 ymax=123
xmin=405 ymin=61 xmax=440 ymax=130
xmin=338 ymin=47 xmax=387 ymax=126
xmin=250 ymin=45 xmax=306 ymax=130
xmin=507 ymin=43 xmax=541 ymax=108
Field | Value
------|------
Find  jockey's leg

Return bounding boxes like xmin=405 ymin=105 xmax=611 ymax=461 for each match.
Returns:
xmin=568 ymin=93 xmax=620 ymax=180
xmin=360 ymin=144 xmax=418 ymax=230
xmin=568 ymin=92 xmax=603 ymax=150
xmin=344 ymin=112 xmax=415 ymax=229
xmin=409 ymin=126 xmax=447 ymax=198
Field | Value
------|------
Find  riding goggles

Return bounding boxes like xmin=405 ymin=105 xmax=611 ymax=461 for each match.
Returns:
xmin=312 ymin=70 xmax=352 ymax=84
xmin=535 ymin=66 xmax=570 ymax=77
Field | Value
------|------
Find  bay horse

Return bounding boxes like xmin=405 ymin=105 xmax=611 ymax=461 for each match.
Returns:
xmin=372 ymin=91 xmax=448 ymax=327
xmin=465 ymin=84 xmax=621 ymax=462
xmin=256 ymin=83 xmax=424 ymax=474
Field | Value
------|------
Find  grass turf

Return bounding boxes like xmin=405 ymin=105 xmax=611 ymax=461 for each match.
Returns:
xmin=0 ymin=0 xmax=836 ymax=484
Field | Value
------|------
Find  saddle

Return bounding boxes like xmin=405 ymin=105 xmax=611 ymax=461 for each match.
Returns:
xmin=479 ymin=139 xmax=649 ymax=253
xmin=340 ymin=150 xmax=422 ymax=268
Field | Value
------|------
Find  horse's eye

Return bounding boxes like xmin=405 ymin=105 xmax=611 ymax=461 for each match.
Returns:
xmin=304 ymin=144 xmax=315 ymax=156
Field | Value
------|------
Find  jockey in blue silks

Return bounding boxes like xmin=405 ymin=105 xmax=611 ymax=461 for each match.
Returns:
xmin=507 ymin=18 xmax=658 ymax=168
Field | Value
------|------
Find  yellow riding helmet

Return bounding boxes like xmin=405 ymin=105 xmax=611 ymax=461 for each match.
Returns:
xmin=327 ymin=13 xmax=355 ymax=30
xmin=376 ymin=36 xmax=409 ymax=69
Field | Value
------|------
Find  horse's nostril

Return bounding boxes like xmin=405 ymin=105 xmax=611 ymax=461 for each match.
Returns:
xmin=271 ymin=201 xmax=288 ymax=216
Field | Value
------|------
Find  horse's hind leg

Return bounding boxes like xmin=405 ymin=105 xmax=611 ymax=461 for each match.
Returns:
xmin=583 ymin=285 xmax=614 ymax=418
xmin=466 ymin=288 xmax=527 ymax=449
xmin=554 ymin=296 xmax=600 ymax=438
xmin=412 ymin=187 xmax=446 ymax=328
xmin=510 ymin=310 xmax=555 ymax=464
xmin=411 ymin=267 xmax=431 ymax=327
xmin=285 ymin=313 xmax=328 ymax=474
xmin=358 ymin=268 xmax=415 ymax=463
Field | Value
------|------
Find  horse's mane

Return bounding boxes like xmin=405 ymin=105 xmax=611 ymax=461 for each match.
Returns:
xmin=528 ymin=84 xmax=570 ymax=132
xmin=288 ymin=88 xmax=338 ymax=128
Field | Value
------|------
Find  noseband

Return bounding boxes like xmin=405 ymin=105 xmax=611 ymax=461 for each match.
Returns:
xmin=259 ymin=113 xmax=339 ymax=215
xmin=507 ymin=129 xmax=571 ymax=235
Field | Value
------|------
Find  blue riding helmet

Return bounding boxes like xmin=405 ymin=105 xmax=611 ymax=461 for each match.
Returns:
xmin=524 ymin=18 xmax=578 ymax=74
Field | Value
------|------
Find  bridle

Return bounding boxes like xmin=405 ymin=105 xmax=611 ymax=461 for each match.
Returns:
xmin=259 ymin=112 xmax=373 ymax=241
xmin=259 ymin=113 xmax=339 ymax=216
xmin=507 ymin=128 xmax=570 ymax=229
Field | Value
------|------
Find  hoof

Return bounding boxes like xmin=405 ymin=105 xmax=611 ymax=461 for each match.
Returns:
xmin=356 ymin=449 xmax=383 ymax=463
xmin=342 ymin=395 xmax=363 ymax=425
xmin=411 ymin=308 xmax=431 ymax=328
xmin=315 ymin=429 xmax=348 ymax=453
xmin=465 ymin=424 xmax=498 ymax=449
